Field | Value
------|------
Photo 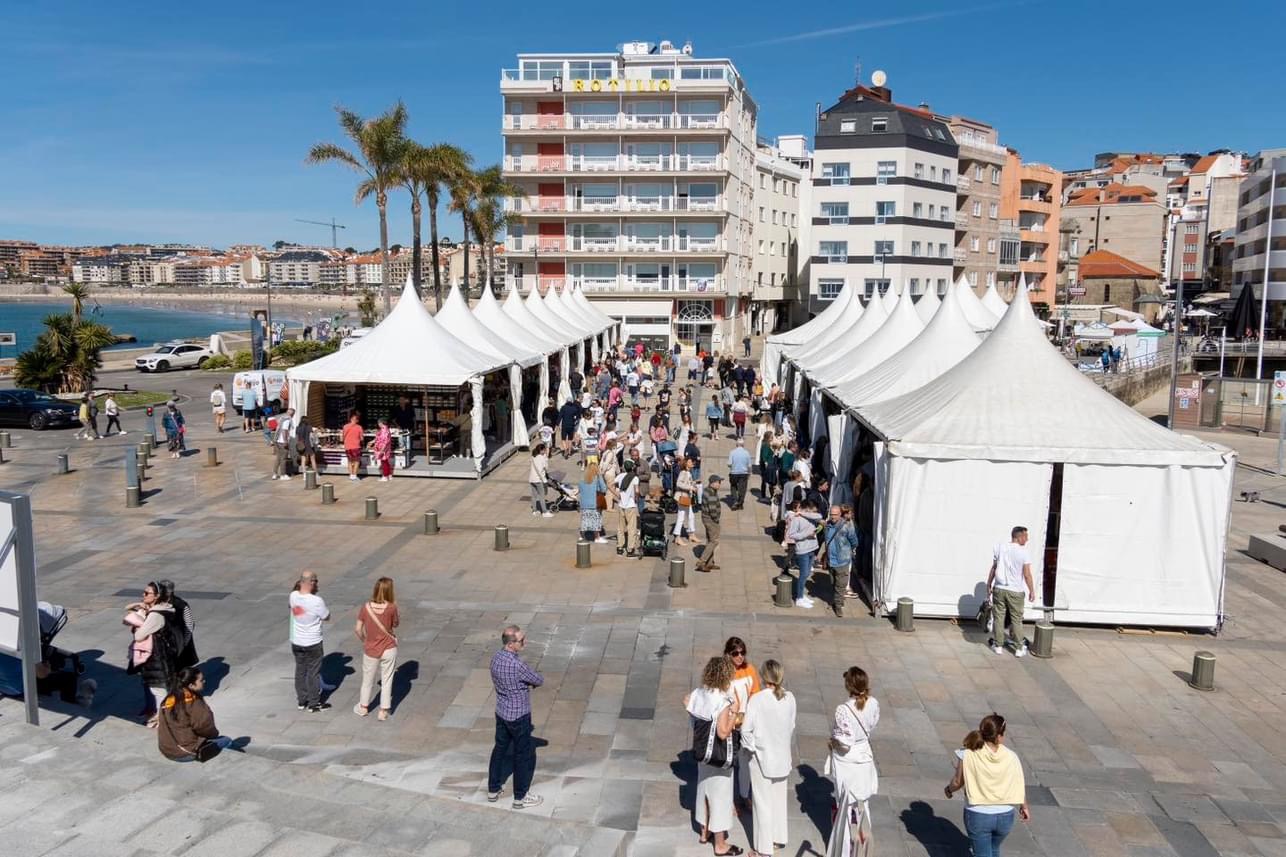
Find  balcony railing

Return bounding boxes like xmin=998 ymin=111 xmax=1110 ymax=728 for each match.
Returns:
xmin=678 ymin=113 xmax=722 ymax=129
xmin=622 ymin=237 xmax=672 ymax=252
xmin=956 ymin=176 xmax=972 ymax=191
xmin=571 ymin=155 xmax=620 ymax=172
xmin=511 ymin=195 xmax=727 ymax=214
xmin=577 ymin=197 xmax=619 ymax=212
xmin=504 ymin=111 xmax=727 ymax=131
xmin=627 ymin=195 xmax=670 ymax=212
xmin=623 ymin=113 xmax=671 ymax=129
xmin=678 ymin=196 xmax=721 ymax=211
xmin=676 ymin=154 xmax=721 ymax=171
xmin=954 ymin=249 xmax=968 ymax=262
xmin=677 ymin=236 xmax=720 ymax=252
xmin=571 ymin=114 xmax=619 ymax=130
xmin=955 ymin=214 xmax=970 ymax=228
xmin=573 ymin=236 xmax=621 ymax=252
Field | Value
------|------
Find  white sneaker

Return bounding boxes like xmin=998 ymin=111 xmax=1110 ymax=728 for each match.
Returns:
xmin=349 ymin=475 xmax=359 ymax=481
xmin=990 ymin=643 xmax=1005 ymax=655
xmin=271 ymin=475 xmax=279 ymax=480
xmin=594 ymin=537 xmax=609 ymax=544
xmin=542 ymin=512 xmax=555 ymax=518
xmin=281 ymin=475 xmax=292 ymax=481
xmin=803 ymin=597 xmax=816 ymax=607
xmin=532 ymin=510 xmax=541 ymax=517
xmin=513 ymin=794 xmax=544 ymax=810
xmin=1014 ymin=645 xmax=1028 ymax=658
xmin=794 ymin=598 xmax=813 ymax=608
xmin=119 ymin=430 xmax=127 ymax=435
xmin=379 ymin=476 xmax=389 ymax=482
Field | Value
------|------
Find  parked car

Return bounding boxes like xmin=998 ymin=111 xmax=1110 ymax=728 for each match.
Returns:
xmin=135 ymin=342 xmax=214 ymax=372
xmin=0 ymin=388 xmax=82 ymax=431
xmin=231 ymin=370 xmax=287 ymax=414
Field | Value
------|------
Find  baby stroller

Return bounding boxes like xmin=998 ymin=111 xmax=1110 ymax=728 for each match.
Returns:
xmin=638 ymin=509 xmax=669 ymax=559
xmin=39 ymin=601 xmax=85 ymax=678
xmin=545 ymin=471 xmax=581 ymax=512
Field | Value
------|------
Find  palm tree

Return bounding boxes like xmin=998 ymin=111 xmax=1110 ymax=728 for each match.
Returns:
xmin=307 ymin=102 xmax=408 ymax=315
xmin=14 ymin=311 xmax=115 ymax=393
xmin=448 ymin=168 xmax=482 ymax=296
xmin=63 ymin=282 xmax=90 ymax=322
xmin=467 ymin=165 xmax=525 ymax=296
xmin=398 ymin=142 xmax=471 ymax=308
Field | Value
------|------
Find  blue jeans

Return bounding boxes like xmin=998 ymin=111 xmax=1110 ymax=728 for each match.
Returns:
xmin=964 ymin=808 xmax=1016 ymax=857
xmin=793 ymin=551 xmax=814 ymax=600
xmin=488 ymin=713 xmax=536 ymax=800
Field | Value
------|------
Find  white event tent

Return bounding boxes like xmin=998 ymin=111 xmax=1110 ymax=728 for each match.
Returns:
xmin=571 ymin=285 xmax=620 ymax=349
xmin=435 ymin=284 xmax=544 ymax=448
xmin=810 ymin=286 xmax=922 ymax=389
xmin=504 ymin=288 xmax=574 ymax=406
xmin=760 ymin=283 xmax=856 ymax=386
xmin=880 ymin=282 xmax=901 ymax=315
xmin=854 ymin=283 xmax=1235 ymax=630
xmin=914 ymin=287 xmax=941 ymax=325
xmin=287 ymin=279 xmax=512 ymax=475
xmin=955 ymin=275 xmax=1000 ymax=332
xmin=553 ymin=286 xmax=608 ymax=362
xmin=980 ymin=281 xmax=1009 ymax=317
xmin=541 ymin=286 xmax=597 ymax=372
xmin=785 ymin=284 xmax=865 ymax=369
xmin=473 ymin=285 xmax=557 ymax=416
xmin=528 ymin=286 xmax=590 ymax=378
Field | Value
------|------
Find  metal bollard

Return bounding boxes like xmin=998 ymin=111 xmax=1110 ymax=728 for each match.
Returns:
xmin=0 ymin=445 xmax=5 ymax=465
xmin=423 ymin=510 xmax=439 ymax=535
xmin=895 ymin=597 xmax=915 ymax=632
xmin=304 ymin=469 xmax=317 ymax=490
xmin=1189 ymin=651 xmax=1216 ymax=691
xmin=56 ymin=453 xmax=69 ymax=474
xmin=321 ymin=483 xmax=335 ymax=504
xmin=494 ymin=525 xmax=510 ymax=551
xmin=137 ymin=442 xmax=150 ymax=463
xmin=0 ymin=430 xmax=11 ymax=448
xmin=668 ymin=556 xmax=686 ymax=588
xmin=145 ymin=431 xmax=156 ymax=450
xmin=576 ymin=539 xmax=592 ymax=568
xmin=1031 ymin=621 xmax=1055 ymax=658
xmin=773 ymin=573 xmax=794 ymax=607
xmin=125 ymin=485 xmax=141 ymax=508
xmin=205 ymin=447 xmax=218 ymax=467
xmin=365 ymin=497 xmax=379 ymax=520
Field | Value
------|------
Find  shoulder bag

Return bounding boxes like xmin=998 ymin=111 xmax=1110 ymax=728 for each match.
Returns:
xmin=691 ymin=706 xmax=739 ymax=768
xmin=361 ymin=603 xmax=398 ymax=648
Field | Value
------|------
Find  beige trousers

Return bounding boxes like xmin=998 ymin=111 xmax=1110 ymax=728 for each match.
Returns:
xmin=359 ymin=647 xmax=397 ymax=711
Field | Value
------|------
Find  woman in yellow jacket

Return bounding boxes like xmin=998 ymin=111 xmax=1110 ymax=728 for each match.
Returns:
xmin=944 ymin=713 xmax=1030 ymax=857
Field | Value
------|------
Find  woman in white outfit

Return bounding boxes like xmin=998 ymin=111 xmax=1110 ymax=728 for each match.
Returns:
xmin=740 ymin=659 xmax=796 ymax=857
xmin=686 ymin=656 xmax=744 ymax=856
xmin=825 ymin=666 xmax=879 ymax=857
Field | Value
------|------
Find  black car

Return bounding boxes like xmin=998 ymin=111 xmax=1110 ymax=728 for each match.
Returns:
xmin=0 ymin=388 xmax=82 ymax=431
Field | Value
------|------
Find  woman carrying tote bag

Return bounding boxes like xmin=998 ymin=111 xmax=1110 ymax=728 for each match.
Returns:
xmin=825 ymin=666 xmax=880 ymax=857
xmin=686 ymin=656 xmax=743 ymax=856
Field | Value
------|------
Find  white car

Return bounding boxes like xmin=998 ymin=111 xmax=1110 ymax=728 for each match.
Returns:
xmin=135 ymin=342 xmax=214 ymax=372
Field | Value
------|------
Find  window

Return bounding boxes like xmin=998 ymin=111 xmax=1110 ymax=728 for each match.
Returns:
xmin=968 ymin=271 xmax=978 ymax=287
xmin=568 ymin=60 xmax=614 ymax=80
xmin=772 ymin=210 xmax=778 ymax=225
xmin=521 ymin=60 xmax=564 ymax=81
xmin=970 ymin=236 xmax=980 ymax=252
xmin=820 ymin=241 xmax=848 ymax=261
xmin=1185 ymin=222 xmax=1200 ymax=234
xmin=871 ymin=117 xmax=887 ymax=132
xmin=840 ymin=119 xmax=857 ymax=133
xmin=818 ymin=279 xmax=845 ymax=300
xmin=913 ymin=202 xmax=923 ymax=218
xmin=987 ymin=271 xmax=996 ymax=287
xmin=987 ymin=238 xmax=997 ymax=253
xmin=822 ymin=162 xmax=851 ymax=184
xmin=940 ymin=207 xmax=950 ymax=221
xmin=972 ymin=200 xmax=982 ymax=217
xmin=926 ymin=205 xmax=935 ymax=219
xmin=649 ymin=67 xmax=674 ymax=80
xmin=989 ymin=202 xmax=999 ymax=219
xmin=769 ymin=273 xmax=776 ymax=286
xmin=1183 ymin=261 xmax=1197 ymax=273
xmin=780 ymin=241 xmax=786 ymax=256
xmin=760 ymin=174 xmax=767 ymax=189
xmin=909 ymin=277 xmax=920 ymax=294
xmin=1184 ymin=242 xmax=1198 ymax=253
xmin=939 ymin=243 xmax=949 ymax=258
xmin=875 ymin=201 xmax=896 ymax=220
xmin=874 ymin=240 xmax=894 ymax=257
xmin=911 ymin=240 xmax=922 ymax=256
xmin=975 ymin=165 xmax=984 ymax=181
xmin=991 ymin=167 xmax=1001 ymax=185
xmin=791 ymin=213 xmax=798 ymax=227
xmin=758 ymin=206 xmax=765 ymax=223
xmin=1070 ymin=237 xmax=1080 ymax=255
xmin=821 ymin=202 xmax=849 ymax=220
xmin=943 ymin=168 xmax=952 ymax=184
xmin=930 ymin=165 xmax=937 ymax=181
xmin=758 ymin=240 xmax=765 ymax=254
xmin=935 ymin=128 xmax=946 ymax=140
xmin=863 ymin=278 xmax=890 ymax=298
xmin=914 ymin=162 xmax=925 ymax=179
xmin=773 ymin=178 xmax=780 ymax=193
xmin=876 ymin=161 xmax=897 ymax=178
xmin=769 ymin=242 xmax=776 ymax=255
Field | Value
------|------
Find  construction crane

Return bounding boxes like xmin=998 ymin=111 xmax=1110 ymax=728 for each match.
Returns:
xmin=295 ymin=217 xmax=347 ymax=248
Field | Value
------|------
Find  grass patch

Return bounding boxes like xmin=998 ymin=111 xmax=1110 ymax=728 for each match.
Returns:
xmin=106 ymin=391 xmax=171 ymax=410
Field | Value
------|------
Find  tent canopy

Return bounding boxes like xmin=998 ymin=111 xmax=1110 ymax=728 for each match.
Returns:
xmin=288 ymin=279 xmax=507 ymax=386
xmin=880 ymin=281 xmax=901 ymax=315
xmin=505 ymin=287 xmax=576 ymax=346
xmin=527 ymin=286 xmax=585 ymax=343
xmin=475 ymin=287 xmax=560 ymax=355
xmin=832 ymin=277 xmax=981 ymax=407
xmin=914 ymin=287 xmax=941 ymax=325
xmin=955 ymin=275 xmax=1000 ymax=332
xmin=795 ymin=290 xmax=888 ymax=377
xmin=767 ymin=283 xmax=855 ymax=347
xmin=545 ymin=285 xmax=602 ymax=337
xmin=812 ymin=286 xmax=923 ymax=388
xmin=436 ymin=284 xmax=544 ymax=368
xmin=981 ymin=281 xmax=1009 ymax=316
xmin=857 ymin=283 xmax=1231 ymax=467
xmin=786 ymin=285 xmax=865 ymax=363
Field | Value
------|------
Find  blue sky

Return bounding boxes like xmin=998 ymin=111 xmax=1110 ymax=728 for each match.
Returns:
xmin=4 ymin=0 xmax=1283 ymax=250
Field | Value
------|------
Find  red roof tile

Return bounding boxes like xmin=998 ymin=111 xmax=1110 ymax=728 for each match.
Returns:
xmin=1079 ymin=249 xmax=1161 ymax=279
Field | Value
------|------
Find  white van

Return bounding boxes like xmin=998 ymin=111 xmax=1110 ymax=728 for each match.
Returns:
xmin=231 ymin=370 xmax=287 ymax=414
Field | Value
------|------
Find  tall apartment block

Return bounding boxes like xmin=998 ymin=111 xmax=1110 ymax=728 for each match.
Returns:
xmin=1000 ymin=159 xmax=1062 ymax=312
xmin=941 ymin=116 xmax=1019 ymax=296
xmin=500 ymin=39 xmax=758 ymax=352
xmin=751 ymin=135 xmax=810 ymax=335
xmin=807 ymin=79 xmax=958 ymax=314
xmin=1233 ymin=149 xmax=1286 ymax=328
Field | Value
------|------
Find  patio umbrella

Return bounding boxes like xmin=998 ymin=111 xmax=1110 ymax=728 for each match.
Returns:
xmin=1228 ymin=284 xmax=1258 ymax=340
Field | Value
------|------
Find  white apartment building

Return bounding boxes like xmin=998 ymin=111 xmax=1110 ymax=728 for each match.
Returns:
xmin=807 ymin=80 xmax=958 ymax=314
xmin=751 ymin=136 xmax=810 ymax=334
xmin=501 ymin=39 xmax=758 ymax=352
xmin=268 ymin=251 xmax=328 ymax=286
xmin=1233 ymin=149 xmax=1286 ymax=328
xmin=126 ymin=259 xmax=176 ymax=287
xmin=72 ymin=258 xmax=126 ymax=285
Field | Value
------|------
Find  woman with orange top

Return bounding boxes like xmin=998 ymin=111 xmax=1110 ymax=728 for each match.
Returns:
xmin=725 ymin=637 xmax=761 ymax=815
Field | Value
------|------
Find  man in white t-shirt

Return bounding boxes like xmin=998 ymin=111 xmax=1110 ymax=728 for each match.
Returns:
xmin=614 ymin=461 xmax=640 ymax=556
xmin=272 ymin=408 xmax=296 ymax=481
xmin=988 ymin=526 xmax=1036 ymax=657
xmin=289 ymin=571 xmax=331 ymax=711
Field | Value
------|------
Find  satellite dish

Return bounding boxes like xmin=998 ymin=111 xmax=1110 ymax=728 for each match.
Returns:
xmin=871 ymin=70 xmax=887 ymax=87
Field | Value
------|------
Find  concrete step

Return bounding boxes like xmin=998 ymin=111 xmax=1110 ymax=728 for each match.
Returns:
xmin=0 ymin=697 xmax=631 ymax=857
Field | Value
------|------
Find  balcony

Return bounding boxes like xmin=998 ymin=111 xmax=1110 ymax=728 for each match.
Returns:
xmin=678 ymin=113 xmax=722 ymax=129
xmin=955 ymin=213 xmax=971 ymax=228
xmin=626 ymin=195 xmax=670 ymax=212
xmin=678 ymin=196 xmax=722 ymax=212
xmin=622 ymin=113 xmax=672 ymax=129
xmin=572 ymin=236 xmax=622 ymax=253
xmin=572 ymin=155 xmax=621 ymax=172
xmin=956 ymin=176 xmax=972 ymax=191
xmin=676 ymin=236 xmax=721 ymax=252
xmin=570 ymin=114 xmax=620 ymax=131
xmin=675 ymin=154 xmax=722 ymax=171
xmin=622 ymin=236 xmax=672 ymax=253
xmin=576 ymin=196 xmax=620 ymax=212
xmin=954 ymin=249 xmax=968 ymax=262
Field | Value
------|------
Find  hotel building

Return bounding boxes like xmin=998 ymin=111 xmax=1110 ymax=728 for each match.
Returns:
xmin=1233 ymin=149 xmax=1286 ymax=328
xmin=500 ymin=39 xmax=758 ymax=352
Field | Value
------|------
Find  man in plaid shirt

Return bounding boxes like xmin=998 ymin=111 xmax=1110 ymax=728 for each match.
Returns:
xmin=487 ymin=625 xmax=545 ymax=809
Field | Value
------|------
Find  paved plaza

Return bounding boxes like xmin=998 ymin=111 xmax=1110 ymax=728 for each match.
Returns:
xmin=2 ymin=367 xmax=1286 ymax=856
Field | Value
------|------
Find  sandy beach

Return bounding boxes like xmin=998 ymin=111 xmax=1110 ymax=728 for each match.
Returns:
xmin=0 ymin=283 xmax=370 ymax=319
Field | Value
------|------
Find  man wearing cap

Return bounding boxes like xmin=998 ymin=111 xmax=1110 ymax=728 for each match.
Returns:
xmin=727 ymin=438 xmax=752 ymax=510
xmin=614 ymin=459 xmax=640 ymax=557
xmin=695 ymin=474 xmax=723 ymax=572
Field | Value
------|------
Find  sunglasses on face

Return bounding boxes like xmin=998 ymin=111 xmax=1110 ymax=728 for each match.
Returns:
xmin=730 ymin=650 xmax=745 ymax=657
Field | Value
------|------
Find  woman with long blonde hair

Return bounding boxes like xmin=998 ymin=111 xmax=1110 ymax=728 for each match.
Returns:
xmin=354 ymin=576 xmax=400 ymax=721
xmin=740 ymin=659 xmax=797 ymax=856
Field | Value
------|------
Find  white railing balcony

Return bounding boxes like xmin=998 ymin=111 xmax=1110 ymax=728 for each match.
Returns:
xmin=678 ymin=197 xmax=721 ymax=212
xmin=623 ymin=236 xmax=672 ymax=252
xmin=575 ymin=196 xmax=621 ymax=212
xmin=954 ymin=249 xmax=968 ymax=262
xmin=537 ymin=276 xmax=565 ymax=291
xmin=574 ymin=277 xmax=620 ymax=292
xmin=537 ymin=237 xmax=566 ymax=251
xmin=955 ymin=214 xmax=970 ymax=228
xmin=571 ymin=114 xmax=620 ymax=130
xmin=622 ymin=278 xmax=664 ymax=291
xmin=535 ymin=198 xmax=566 ymax=212
xmin=570 ymin=155 xmax=620 ymax=172
xmin=677 ymin=236 xmax=720 ymax=252
xmin=573 ymin=236 xmax=621 ymax=252
xmin=624 ymin=156 xmax=668 ymax=171
xmin=678 ymin=113 xmax=722 ymax=129
xmin=957 ymin=176 xmax=972 ymax=190
xmin=623 ymin=113 xmax=671 ymax=129
xmin=625 ymin=195 xmax=671 ymax=212
xmin=1025 ymin=254 xmax=1046 ymax=264
xmin=674 ymin=277 xmax=722 ymax=293
xmin=677 ymin=155 xmax=722 ymax=171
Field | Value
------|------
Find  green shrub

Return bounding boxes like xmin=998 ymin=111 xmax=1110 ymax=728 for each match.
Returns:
xmin=203 ymin=354 xmax=232 ymax=370
xmin=271 ymin=339 xmax=338 ymax=365
xmin=231 ymin=351 xmax=255 ymax=370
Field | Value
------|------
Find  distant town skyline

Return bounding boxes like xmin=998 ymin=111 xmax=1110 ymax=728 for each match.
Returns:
xmin=4 ymin=0 xmax=1284 ymax=248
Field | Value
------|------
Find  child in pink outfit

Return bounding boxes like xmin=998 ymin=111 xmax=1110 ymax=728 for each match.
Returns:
xmin=123 ymin=608 xmax=153 ymax=667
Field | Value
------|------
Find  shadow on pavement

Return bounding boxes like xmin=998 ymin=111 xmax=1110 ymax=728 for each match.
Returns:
xmin=899 ymin=799 xmax=968 ymax=853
